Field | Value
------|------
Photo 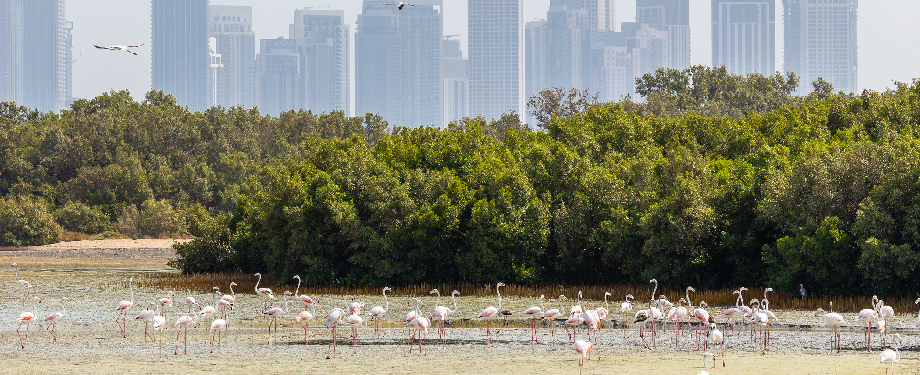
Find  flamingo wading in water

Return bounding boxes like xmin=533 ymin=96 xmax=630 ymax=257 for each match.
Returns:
xmin=816 ymin=301 xmax=846 ymax=353
xmin=541 ymin=295 xmax=566 ymax=346
xmin=44 ymin=297 xmax=67 ymax=343
xmin=478 ymin=282 xmax=505 ymax=347
xmin=17 ymin=296 xmax=40 ymax=354
xmin=522 ymin=295 xmax=544 ymax=344
xmin=115 ymin=278 xmax=135 ymax=338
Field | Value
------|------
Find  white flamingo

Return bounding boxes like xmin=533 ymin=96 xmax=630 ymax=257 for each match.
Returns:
xmin=209 ymin=318 xmax=228 ymax=353
xmin=429 ymin=289 xmax=457 ymax=346
xmin=94 ymin=43 xmax=145 ymax=55
xmin=407 ymin=298 xmax=430 ymax=355
xmin=522 ymin=295 xmax=544 ymax=344
xmin=541 ymin=295 xmax=566 ymax=345
xmin=879 ymin=333 xmax=901 ymax=375
xmin=477 ymin=282 xmax=505 ymax=347
xmin=325 ymin=307 xmax=344 ymax=359
xmin=697 ymin=352 xmax=716 ymax=375
xmin=574 ymin=339 xmax=594 ymax=374
xmin=856 ymin=297 xmax=880 ymax=352
xmin=620 ymin=293 xmax=633 ymax=337
xmin=115 ymin=278 xmax=135 ymax=338
xmin=815 ymin=301 xmax=846 ymax=353
xmin=253 ymin=273 xmax=275 ymax=310
xmin=134 ymin=301 xmax=156 ymax=343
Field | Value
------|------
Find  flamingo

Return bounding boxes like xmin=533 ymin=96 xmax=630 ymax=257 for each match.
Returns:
xmin=115 ymin=277 xmax=134 ymax=338
xmin=697 ymin=352 xmax=716 ymax=375
xmin=564 ymin=307 xmax=585 ymax=344
xmin=570 ymin=291 xmax=584 ymax=316
xmin=522 ymin=295 xmax=544 ymax=344
xmin=574 ymin=339 xmax=593 ymax=375
xmin=343 ymin=309 xmax=364 ymax=354
xmin=152 ymin=307 xmax=166 ymax=348
xmin=541 ymin=295 xmax=566 ymax=345
xmin=633 ymin=305 xmax=651 ymax=349
xmin=879 ymin=333 xmax=901 ymax=375
xmin=197 ymin=289 xmax=219 ymax=328
xmin=647 ymin=279 xmax=660 ymax=345
xmin=584 ymin=307 xmax=601 ymax=343
xmin=325 ymin=307 xmax=345 ymax=359
xmin=385 ymin=2 xmax=415 ymax=10
xmin=17 ymin=296 xmax=40 ymax=353
xmin=134 ymin=301 xmax=157 ymax=342
xmin=914 ymin=298 xmax=920 ymax=328
xmin=209 ymin=318 xmax=227 ymax=353
xmin=710 ymin=323 xmax=725 ymax=367
xmin=94 ymin=43 xmax=144 ymax=55
xmin=477 ymin=282 xmax=505 ymax=347
xmin=158 ymin=291 xmax=174 ymax=327
xmin=693 ymin=301 xmax=711 ymax=350
xmin=403 ymin=299 xmax=419 ymax=349
xmin=816 ymin=301 xmax=846 ymax=353
xmin=184 ymin=289 xmax=196 ymax=314
xmin=429 ymin=289 xmax=456 ymax=346
xmin=292 ymin=275 xmax=318 ymax=310
xmin=347 ymin=295 xmax=364 ymax=315
xmin=670 ymin=298 xmax=689 ymax=348
xmin=263 ymin=291 xmax=290 ymax=343
xmin=217 ymin=297 xmax=233 ymax=320
xmin=856 ymin=299 xmax=880 ymax=352
xmin=596 ymin=292 xmax=611 ymax=341
xmin=296 ymin=298 xmax=316 ymax=345
xmin=173 ymin=315 xmax=195 ymax=355
xmin=620 ymin=294 xmax=633 ymax=337
xmin=12 ymin=263 xmax=32 ymax=305
xmin=44 ymin=297 xmax=67 ymax=343
xmin=253 ymin=273 xmax=275 ymax=310
xmin=223 ymin=282 xmax=237 ymax=303
xmin=876 ymin=297 xmax=895 ymax=347
xmin=407 ymin=298 xmax=430 ymax=355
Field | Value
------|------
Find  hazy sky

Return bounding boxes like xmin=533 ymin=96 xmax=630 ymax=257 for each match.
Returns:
xmin=70 ymin=0 xmax=920 ymax=109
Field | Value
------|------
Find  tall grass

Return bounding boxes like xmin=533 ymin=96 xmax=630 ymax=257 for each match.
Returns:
xmin=137 ymin=272 xmax=919 ymax=313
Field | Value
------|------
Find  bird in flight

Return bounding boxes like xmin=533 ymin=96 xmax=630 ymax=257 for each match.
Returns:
xmin=386 ymin=2 xmax=415 ymax=10
xmin=94 ymin=44 xmax=145 ymax=56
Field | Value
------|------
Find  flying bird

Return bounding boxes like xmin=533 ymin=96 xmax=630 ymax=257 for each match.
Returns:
xmin=386 ymin=2 xmax=415 ymax=10
xmin=94 ymin=44 xmax=145 ymax=55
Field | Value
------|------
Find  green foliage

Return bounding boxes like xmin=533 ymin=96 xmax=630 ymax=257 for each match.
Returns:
xmin=114 ymin=199 xmax=187 ymax=238
xmin=54 ymin=201 xmax=112 ymax=234
xmin=0 ymin=195 xmax=62 ymax=246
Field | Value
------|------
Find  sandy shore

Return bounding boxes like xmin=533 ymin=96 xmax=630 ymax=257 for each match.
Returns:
xmin=0 ymin=240 xmax=917 ymax=374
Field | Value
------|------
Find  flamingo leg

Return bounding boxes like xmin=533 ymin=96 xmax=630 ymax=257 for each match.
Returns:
xmin=352 ymin=327 xmax=358 ymax=354
xmin=174 ymin=327 xmax=182 ymax=355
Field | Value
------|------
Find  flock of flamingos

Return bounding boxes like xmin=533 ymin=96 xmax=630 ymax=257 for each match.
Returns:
xmin=11 ymin=265 xmax=920 ymax=374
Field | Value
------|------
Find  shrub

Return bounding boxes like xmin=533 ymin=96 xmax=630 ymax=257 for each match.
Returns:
xmin=0 ymin=195 xmax=62 ymax=246
xmin=54 ymin=201 xmax=112 ymax=234
xmin=114 ymin=199 xmax=188 ymax=238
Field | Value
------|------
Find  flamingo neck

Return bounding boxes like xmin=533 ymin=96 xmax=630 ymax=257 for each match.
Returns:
xmin=435 ymin=291 xmax=440 ymax=307
xmin=452 ymin=294 xmax=458 ymax=313
xmin=129 ymin=279 xmax=134 ymax=305
xmin=294 ymin=278 xmax=301 ymax=297
xmin=255 ymin=274 xmax=262 ymax=291
xmin=230 ymin=284 xmax=235 ymax=296
xmin=497 ymin=287 xmax=502 ymax=311
xmin=651 ymin=283 xmax=657 ymax=302
xmin=383 ymin=289 xmax=389 ymax=311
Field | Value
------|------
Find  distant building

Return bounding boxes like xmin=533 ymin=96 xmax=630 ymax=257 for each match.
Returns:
xmin=442 ymin=36 xmax=468 ymax=126
xmin=468 ymin=0 xmax=524 ymax=120
xmin=0 ymin=0 xmax=71 ymax=111
xmin=711 ymin=0 xmax=775 ymax=76
xmin=290 ymin=10 xmax=350 ymax=115
xmin=637 ymin=0 xmax=690 ymax=69
xmin=783 ymin=0 xmax=858 ymax=93
xmin=551 ymin=0 xmax=615 ymax=31
xmin=208 ymin=5 xmax=256 ymax=108
xmin=544 ymin=5 xmax=592 ymax=92
xmin=152 ymin=0 xmax=209 ymax=112
xmin=525 ymin=19 xmax=548 ymax=112
xmin=356 ymin=0 xmax=443 ymax=127
xmin=257 ymin=38 xmax=300 ymax=116
xmin=588 ymin=22 xmax=668 ymax=102
xmin=208 ymin=37 xmax=222 ymax=108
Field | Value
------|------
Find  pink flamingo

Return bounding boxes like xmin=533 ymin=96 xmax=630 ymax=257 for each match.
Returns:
xmin=184 ymin=289 xmax=197 ymax=314
xmin=115 ymin=278 xmax=134 ymax=338
xmin=855 ymin=297 xmax=879 ymax=352
xmin=12 ymin=263 xmax=33 ymax=305
xmin=407 ymin=298 xmax=430 ymax=355
xmin=134 ymin=301 xmax=156 ymax=342
xmin=296 ymin=301 xmax=315 ymax=345
xmin=367 ymin=287 xmax=391 ymax=344
xmin=816 ymin=301 xmax=846 ymax=353
xmin=574 ymin=339 xmax=593 ymax=374
xmin=253 ymin=273 xmax=275 ymax=310
xmin=158 ymin=291 xmax=173 ymax=327
xmin=210 ymin=318 xmax=227 ymax=353
xmin=692 ymin=301 xmax=711 ymax=351
xmin=477 ymin=282 xmax=505 ymax=347
xmin=325 ymin=307 xmax=344 ymax=359
xmin=197 ymin=289 xmax=219 ymax=329
xmin=17 ymin=296 xmax=40 ymax=353
xmin=620 ymin=294 xmax=633 ymax=337
xmin=522 ymin=295 xmax=544 ymax=344
xmin=541 ymin=295 xmax=566 ymax=345
xmin=263 ymin=291 xmax=290 ymax=343
xmin=343 ymin=310 xmax=364 ymax=354
xmin=292 ymin=275 xmax=318 ymax=310
xmin=669 ymin=298 xmax=689 ymax=348
xmin=429 ymin=289 xmax=456 ymax=346
xmin=152 ymin=309 xmax=166 ymax=348
xmin=173 ymin=315 xmax=195 ymax=355
xmin=44 ymin=297 xmax=67 ymax=343
xmin=584 ymin=307 xmax=601 ymax=343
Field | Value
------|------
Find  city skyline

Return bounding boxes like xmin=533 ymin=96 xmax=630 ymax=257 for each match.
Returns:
xmin=8 ymin=0 xmax=920 ymax=119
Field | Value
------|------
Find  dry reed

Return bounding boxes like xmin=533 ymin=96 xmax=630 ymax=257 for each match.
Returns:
xmin=136 ymin=272 xmax=919 ymax=313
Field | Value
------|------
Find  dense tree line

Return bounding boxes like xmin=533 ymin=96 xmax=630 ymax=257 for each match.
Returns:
xmin=2 ymin=67 xmax=920 ymax=296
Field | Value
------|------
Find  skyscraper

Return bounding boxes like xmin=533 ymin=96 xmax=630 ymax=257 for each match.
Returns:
xmin=637 ymin=0 xmax=690 ymax=69
xmin=711 ymin=0 xmax=775 ymax=76
xmin=291 ymin=10 xmax=350 ymax=115
xmin=257 ymin=38 xmax=300 ymax=116
xmin=468 ymin=0 xmax=524 ymax=120
xmin=525 ymin=19 xmax=548 ymax=105
xmin=356 ymin=0 xmax=442 ymax=127
xmin=442 ymin=36 xmax=468 ymax=126
xmin=550 ymin=0 xmax=615 ymax=31
xmin=784 ymin=0 xmax=857 ymax=93
xmin=208 ymin=5 xmax=256 ymax=108
xmin=152 ymin=0 xmax=209 ymax=112
xmin=0 ymin=0 xmax=70 ymax=111
xmin=545 ymin=5 xmax=592 ymax=92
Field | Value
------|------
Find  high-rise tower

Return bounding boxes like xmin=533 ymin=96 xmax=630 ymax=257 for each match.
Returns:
xmin=0 ymin=0 xmax=24 ymax=105
xmin=0 ymin=0 xmax=70 ymax=111
xmin=152 ymin=0 xmax=209 ymax=112
xmin=784 ymin=0 xmax=857 ymax=93
xmin=291 ymin=10 xmax=350 ymax=115
xmin=637 ymin=0 xmax=690 ymax=69
xmin=356 ymin=0 xmax=442 ymax=127
xmin=711 ymin=0 xmax=775 ymax=75
xmin=468 ymin=0 xmax=524 ymax=120
xmin=208 ymin=5 xmax=256 ymax=108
